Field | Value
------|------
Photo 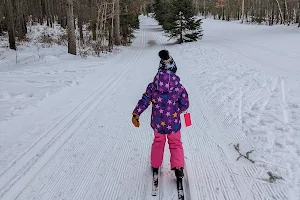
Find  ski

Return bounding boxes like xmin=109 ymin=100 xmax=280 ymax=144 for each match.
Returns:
xmin=152 ymin=169 xmax=159 ymax=196
xmin=176 ymin=177 xmax=184 ymax=200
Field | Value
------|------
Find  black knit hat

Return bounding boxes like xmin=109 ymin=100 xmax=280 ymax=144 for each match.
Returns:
xmin=158 ymin=49 xmax=177 ymax=73
xmin=158 ymin=50 xmax=170 ymax=60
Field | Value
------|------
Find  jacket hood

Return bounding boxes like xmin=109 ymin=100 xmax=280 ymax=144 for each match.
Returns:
xmin=153 ymin=70 xmax=180 ymax=93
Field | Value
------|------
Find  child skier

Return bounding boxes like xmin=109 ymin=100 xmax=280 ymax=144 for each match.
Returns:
xmin=132 ymin=50 xmax=189 ymax=178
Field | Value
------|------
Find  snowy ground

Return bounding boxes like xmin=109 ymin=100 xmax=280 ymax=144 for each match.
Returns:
xmin=0 ymin=24 xmax=123 ymax=122
xmin=0 ymin=16 xmax=299 ymax=199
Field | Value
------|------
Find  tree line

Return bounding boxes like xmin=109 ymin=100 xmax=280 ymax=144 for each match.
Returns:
xmin=0 ymin=0 xmax=151 ymax=54
xmin=1 ymin=0 xmax=298 ymax=54
xmin=193 ymin=0 xmax=300 ymax=26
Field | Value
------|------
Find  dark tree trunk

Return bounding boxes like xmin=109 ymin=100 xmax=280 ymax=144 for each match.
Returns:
xmin=38 ymin=0 xmax=43 ymax=24
xmin=298 ymin=0 xmax=300 ymax=27
xmin=16 ymin=0 xmax=27 ymax=39
xmin=114 ymin=0 xmax=121 ymax=45
xmin=78 ymin=17 xmax=84 ymax=44
xmin=270 ymin=1 xmax=275 ymax=25
xmin=67 ymin=0 xmax=76 ymax=55
xmin=92 ymin=21 xmax=97 ymax=41
xmin=5 ymin=0 xmax=16 ymax=50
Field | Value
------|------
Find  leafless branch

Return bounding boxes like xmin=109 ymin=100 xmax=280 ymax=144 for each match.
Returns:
xmin=234 ymin=143 xmax=255 ymax=164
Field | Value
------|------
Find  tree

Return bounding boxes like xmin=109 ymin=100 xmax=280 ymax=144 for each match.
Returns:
xmin=166 ymin=0 xmax=203 ymax=43
xmin=120 ymin=2 xmax=140 ymax=44
xmin=190 ymin=0 xmax=299 ymax=26
xmin=275 ymin=0 xmax=285 ymax=24
xmin=114 ymin=0 xmax=121 ymax=45
xmin=5 ymin=0 xmax=16 ymax=50
xmin=0 ymin=2 xmax=5 ymax=35
xmin=153 ymin=0 xmax=173 ymax=29
xmin=241 ymin=0 xmax=245 ymax=23
xmin=15 ymin=0 xmax=27 ymax=39
xmin=298 ymin=0 xmax=300 ymax=27
xmin=215 ymin=0 xmax=226 ymax=20
xmin=66 ymin=0 xmax=76 ymax=55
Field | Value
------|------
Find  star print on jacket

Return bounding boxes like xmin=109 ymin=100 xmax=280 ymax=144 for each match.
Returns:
xmin=133 ymin=70 xmax=189 ymax=134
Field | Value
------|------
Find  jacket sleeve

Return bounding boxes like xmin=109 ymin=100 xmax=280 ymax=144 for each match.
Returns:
xmin=133 ymin=83 xmax=154 ymax=116
xmin=178 ymin=85 xmax=189 ymax=112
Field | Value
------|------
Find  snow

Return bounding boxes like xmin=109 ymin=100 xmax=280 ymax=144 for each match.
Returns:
xmin=0 ymin=23 xmax=125 ymax=122
xmin=0 ymin=16 xmax=300 ymax=199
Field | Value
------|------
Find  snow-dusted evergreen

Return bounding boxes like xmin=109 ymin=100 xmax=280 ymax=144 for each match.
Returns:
xmin=154 ymin=0 xmax=203 ymax=43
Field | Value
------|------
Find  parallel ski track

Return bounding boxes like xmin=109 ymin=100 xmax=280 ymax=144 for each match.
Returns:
xmin=176 ymin=44 xmax=290 ymax=199
xmin=73 ymin=26 xmax=149 ymax=200
xmin=0 ymin=27 xmax=147 ymax=199
xmin=24 ymin=29 xmax=147 ymax=199
xmin=209 ymin=40 xmax=300 ymax=77
xmin=37 ymin=108 xmax=116 ymax=200
xmin=210 ymin=36 xmax=300 ymax=61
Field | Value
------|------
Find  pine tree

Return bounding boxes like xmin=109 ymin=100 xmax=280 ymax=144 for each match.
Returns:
xmin=166 ymin=0 xmax=203 ymax=43
xmin=153 ymin=0 xmax=172 ymax=29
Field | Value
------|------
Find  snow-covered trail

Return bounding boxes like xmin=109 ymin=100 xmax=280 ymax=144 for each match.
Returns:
xmin=0 ymin=16 xmax=182 ymax=200
xmin=202 ymin=19 xmax=300 ymax=80
xmin=0 ymin=16 xmax=298 ymax=200
xmin=173 ymin=20 xmax=300 ymax=199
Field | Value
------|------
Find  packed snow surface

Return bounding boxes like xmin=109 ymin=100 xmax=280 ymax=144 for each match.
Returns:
xmin=0 ymin=16 xmax=299 ymax=199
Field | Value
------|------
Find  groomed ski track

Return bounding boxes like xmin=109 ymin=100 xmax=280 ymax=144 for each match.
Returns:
xmin=0 ymin=16 xmax=293 ymax=200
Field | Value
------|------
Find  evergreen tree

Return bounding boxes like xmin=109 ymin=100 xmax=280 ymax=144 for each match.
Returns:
xmin=120 ymin=13 xmax=139 ymax=44
xmin=153 ymin=0 xmax=172 ymax=30
xmin=167 ymin=0 xmax=203 ymax=43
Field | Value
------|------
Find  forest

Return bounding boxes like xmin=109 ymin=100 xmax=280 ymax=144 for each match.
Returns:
xmin=0 ymin=0 xmax=299 ymax=54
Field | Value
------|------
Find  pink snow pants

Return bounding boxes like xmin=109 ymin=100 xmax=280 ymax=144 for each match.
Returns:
xmin=151 ymin=131 xmax=184 ymax=169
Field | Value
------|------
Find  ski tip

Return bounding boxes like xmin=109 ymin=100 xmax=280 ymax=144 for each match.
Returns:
xmin=151 ymin=191 xmax=158 ymax=196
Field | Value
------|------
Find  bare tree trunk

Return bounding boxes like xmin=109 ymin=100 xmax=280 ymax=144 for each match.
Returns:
xmin=298 ymin=0 xmax=300 ymax=27
xmin=259 ymin=0 xmax=263 ymax=24
xmin=78 ymin=17 xmax=84 ymax=44
xmin=204 ymin=0 xmax=207 ymax=18
xmin=275 ymin=0 xmax=284 ymax=24
xmin=0 ymin=22 xmax=3 ymax=35
xmin=271 ymin=1 xmax=275 ymax=25
xmin=49 ymin=0 xmax=54 ymax=27
xmin=77 ymin=2 xmax=84 ymax=45
xmin=283 ymin=0 xmax=288 ymax=24
xmin=241 ymin=0 xmax=245 ymax=23
xmin=96 ymin=3 xmax=102 ymax=41
xmin=92 ymin=21 xmax=97 ymax=41
xmin=102 ymin=2 xmax=108 ymax=47
xmin=227 ymin=0 xmax=230 ymax=21
xmin=222 ymin=7 xmax=225 ymax=20
xmin=67 ymin=0 xmax=76 ymax=55
xmin=38 ymin=0 xmax=43 ymax=24
xmin=114 ymin=0 xmax=121 ymax=45
xmin=109 ymin=1 xmax=115 ymax=50
xmin=16 ymin=0 xmax=27 ymax=40
xmin=5 ymin=0 xmax=16 ymax=50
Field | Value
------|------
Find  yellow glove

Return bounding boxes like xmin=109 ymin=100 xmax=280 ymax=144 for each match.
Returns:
xmin=132 ymin=113 xmax=140 ymax=128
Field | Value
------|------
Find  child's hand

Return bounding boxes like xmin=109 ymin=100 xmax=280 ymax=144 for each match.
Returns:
xmin=132 ymin=113 xmax=140 ymax=128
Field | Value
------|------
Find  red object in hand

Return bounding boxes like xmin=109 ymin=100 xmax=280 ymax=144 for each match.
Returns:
xmin=184 ymin=112 xmax=192 ymax=127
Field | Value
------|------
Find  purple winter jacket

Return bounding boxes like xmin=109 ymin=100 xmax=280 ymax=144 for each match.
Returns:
xmin=133 ymin=70 xmax=189 ymax=134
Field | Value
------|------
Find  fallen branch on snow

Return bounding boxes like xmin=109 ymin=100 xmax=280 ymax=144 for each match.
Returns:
xmin=234 ymin=143 xmax=255 ymax=164
xmin=267 ymin=171 xmax=283 ymax=183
